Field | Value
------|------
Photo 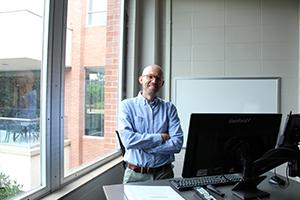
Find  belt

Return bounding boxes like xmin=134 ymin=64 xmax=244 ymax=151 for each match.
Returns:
xmin=127 ymin=163 xmax=172 ymax=174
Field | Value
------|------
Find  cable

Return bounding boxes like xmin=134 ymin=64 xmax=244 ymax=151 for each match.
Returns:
xmin=285 ymin=165 xmax=290 ymax=188
xmin=273 ymin=167 xmax=277 ymax=176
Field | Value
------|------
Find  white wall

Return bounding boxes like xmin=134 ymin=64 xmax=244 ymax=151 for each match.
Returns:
xmin=171 ymin=0 xmax=299 ymax=119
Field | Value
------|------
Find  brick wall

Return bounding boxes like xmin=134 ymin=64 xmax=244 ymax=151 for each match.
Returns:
xmin=82 ymin=0 xmax=120 ymax=164
xmin=102 ymin=0 xmax=120 ymax=152
xmin=65 ymin=0 xmax=121 ymax=168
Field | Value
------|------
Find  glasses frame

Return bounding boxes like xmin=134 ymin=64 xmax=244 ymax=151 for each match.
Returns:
xmin=142 ymin=74 xmax=163 ymax=83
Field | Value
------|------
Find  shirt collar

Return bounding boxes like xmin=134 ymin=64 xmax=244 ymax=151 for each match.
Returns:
xmin=137 ymin=91 xmax=159 ymax=106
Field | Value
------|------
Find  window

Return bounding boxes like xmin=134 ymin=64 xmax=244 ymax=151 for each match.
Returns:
xmin=87 ymin=0 xmax=107 ymax=26
xmin=0 ymin=0 xmax=123 ymax=199
xmin=64 ymin=0 xmax=121 ymax=178
xmin=0 ymin=1 xmax=45 ymax=199
xmin=85 ymin=68 xmax=104 ymax=137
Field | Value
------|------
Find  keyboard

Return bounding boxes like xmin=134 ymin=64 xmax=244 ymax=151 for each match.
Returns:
xmin=169 ymin=174 xmax=242 ymax=191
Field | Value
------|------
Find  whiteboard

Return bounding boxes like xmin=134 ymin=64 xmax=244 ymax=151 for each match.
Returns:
xmin=173 ymin=77 xmax=281 ymax=146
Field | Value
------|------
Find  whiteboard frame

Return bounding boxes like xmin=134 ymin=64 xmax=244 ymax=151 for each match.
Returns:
xmin=173 ymin=77 xmax=281 ymax=147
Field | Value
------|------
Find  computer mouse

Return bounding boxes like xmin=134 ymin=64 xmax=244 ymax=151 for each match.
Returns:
xmin=268 ymin=176 xmax=286 ymax=186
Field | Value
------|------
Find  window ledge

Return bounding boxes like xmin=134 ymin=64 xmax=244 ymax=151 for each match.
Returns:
xmin=40 ymin=156 xmax=123 ymax=200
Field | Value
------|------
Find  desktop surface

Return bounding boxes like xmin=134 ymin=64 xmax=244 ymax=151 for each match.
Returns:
xmin=103 ymin=172 xmax=300 ymax=200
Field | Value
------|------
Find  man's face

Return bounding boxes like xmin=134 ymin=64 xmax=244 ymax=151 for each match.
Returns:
xmin=139 ymin=66 xmax=164 ymax=96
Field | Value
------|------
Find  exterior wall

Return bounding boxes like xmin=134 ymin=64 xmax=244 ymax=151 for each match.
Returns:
xmin=0 ymin=145 xmax=33 ymax=191
xmin=0 ymin=141 xmax=70 ymax=191
xmin=102 ymin=0 xmax=120 ymax=153
xmin=65 ymin=0 xmax=86 ymax=168
xmin=65 ymin=0 xmax=120 ymax=167
xmin=83 ymin=26 xmax=107 ymax=66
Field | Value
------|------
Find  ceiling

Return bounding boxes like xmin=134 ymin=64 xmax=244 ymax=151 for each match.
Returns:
xmin=0 ymin=57 xmax=41 ymax=71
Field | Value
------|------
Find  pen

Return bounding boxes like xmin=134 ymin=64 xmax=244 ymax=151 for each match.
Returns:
xmin=206 ymin=185 xmax=225 ymax=197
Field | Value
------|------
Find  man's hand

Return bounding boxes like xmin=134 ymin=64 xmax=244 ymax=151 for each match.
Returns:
xmin=161 ymin=133 xmax=170 ymax=143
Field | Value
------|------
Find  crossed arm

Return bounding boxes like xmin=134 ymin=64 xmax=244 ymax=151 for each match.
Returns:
xmin=118 ymin=102 xmax=183 ymax=155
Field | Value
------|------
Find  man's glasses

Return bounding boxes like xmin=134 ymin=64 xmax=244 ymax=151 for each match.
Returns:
xmin=142 ymin=74 xmax=163 ymax=83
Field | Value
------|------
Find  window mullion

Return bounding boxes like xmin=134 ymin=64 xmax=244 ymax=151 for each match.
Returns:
xmin=49 ymin=0 xmax=68 ymax=191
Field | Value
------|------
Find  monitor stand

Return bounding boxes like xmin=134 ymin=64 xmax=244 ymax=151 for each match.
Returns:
xmin=232 ymin=176 xmax=269 ymax=200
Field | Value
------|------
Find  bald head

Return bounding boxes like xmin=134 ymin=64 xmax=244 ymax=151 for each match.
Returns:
xmin=139 ymin=64 xmax=164 ymax=101
xmin=142 ymin=64 xmax=163 ymax=79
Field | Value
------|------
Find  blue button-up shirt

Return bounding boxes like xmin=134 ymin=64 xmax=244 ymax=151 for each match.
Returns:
xmin=118 ymin=92 xmax=184 ymax=168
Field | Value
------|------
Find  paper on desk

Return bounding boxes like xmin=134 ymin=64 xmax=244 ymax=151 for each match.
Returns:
xmin=124 ymin=185 xmax=184 ymax=200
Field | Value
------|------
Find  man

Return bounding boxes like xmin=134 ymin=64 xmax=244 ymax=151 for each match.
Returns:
xmin=17 ymin=71 xmax=37 ymax=118
xmin=118 ymin=64 xmax=184 ymax=183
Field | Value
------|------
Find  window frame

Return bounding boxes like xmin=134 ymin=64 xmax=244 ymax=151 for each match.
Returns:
xmin=17 ymin=0 xmax=126 ymax=199
xmin=51 ymin=0 xmax=124 ymax=187
xmin=87 ymin=0 xmax=108 ymax=26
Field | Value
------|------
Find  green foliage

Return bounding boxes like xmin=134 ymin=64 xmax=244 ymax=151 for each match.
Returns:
xmin=0 ymin=172 xmax=22 ymax=200
xmin=86 ymin=81 xmax=104 ymax=110
xmin=0 ymin=75 xmax=15 ymax=117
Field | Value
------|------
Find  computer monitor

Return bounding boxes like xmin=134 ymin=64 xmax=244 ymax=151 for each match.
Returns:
xmin=182 ymin=113 xmax=282 ymax=178
xmin=277 ymin=112 xmax=300 ymax=148
xmin=247 ymin=113 xmax=300 ymax=178
xmin=232 ymin=113 xmax=300 ymax=199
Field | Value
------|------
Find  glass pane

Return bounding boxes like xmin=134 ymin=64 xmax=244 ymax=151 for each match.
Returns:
xmin=0 ymin=0 xmax=45 ymax=199
xmin=88 ymin=11 xmax=107 ymax=26
xmin=85 ymin=68 xmax=104 ymax=137
xmin=89 ymin=0 xmax=107 ymax=12
xmin=64 ymin=0 xmax=121 ymax=176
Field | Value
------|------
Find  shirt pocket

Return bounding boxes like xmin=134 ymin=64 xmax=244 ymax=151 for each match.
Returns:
xmin=134 ymin=116 xmax=145 ymax=133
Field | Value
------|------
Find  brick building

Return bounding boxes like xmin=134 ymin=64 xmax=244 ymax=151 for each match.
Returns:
xmin=64 ymin=0 xmax=120 ymax=170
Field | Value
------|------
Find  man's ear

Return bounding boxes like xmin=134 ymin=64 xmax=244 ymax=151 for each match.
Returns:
xmin=138 ymin=76 xmax=143 ymax=84
xmin=161 ymin=80 xmax=165 ymax=86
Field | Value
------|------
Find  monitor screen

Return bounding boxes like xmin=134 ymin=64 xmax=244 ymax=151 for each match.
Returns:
xmin=182 ymin=113 xmax=282 ymax=178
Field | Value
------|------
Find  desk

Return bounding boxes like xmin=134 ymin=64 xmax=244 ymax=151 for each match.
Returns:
xmin=103 ymin=173 xmax=299 ymax=200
